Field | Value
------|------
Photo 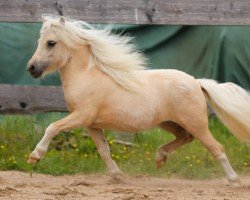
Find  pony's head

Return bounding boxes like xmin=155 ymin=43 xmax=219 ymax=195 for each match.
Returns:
xmin=27 ymin=16 xmax=76 ymax=78
xmin=27 ymin=15 xmax=146 ymax=90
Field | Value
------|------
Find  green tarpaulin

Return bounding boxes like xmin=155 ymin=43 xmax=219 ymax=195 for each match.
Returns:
xmin=0 ymin=23 xmax=249 ymax=89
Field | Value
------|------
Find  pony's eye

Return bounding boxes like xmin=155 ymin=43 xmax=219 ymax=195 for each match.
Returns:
xmin=47 ymin=40 xmax=56 ymax=48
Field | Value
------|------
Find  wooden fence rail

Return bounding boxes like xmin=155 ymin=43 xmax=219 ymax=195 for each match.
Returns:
xmin=1 ymin=0 xmax=250 ymax=25
xmin=0 ymin=84 xmax=215 ymax=115
xmin=0 ymin=84 xmax=67 ymax=114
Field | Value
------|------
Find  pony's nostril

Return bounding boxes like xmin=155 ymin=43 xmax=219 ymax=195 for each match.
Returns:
xmin=30 ymin=65 xmax=36 ymax=72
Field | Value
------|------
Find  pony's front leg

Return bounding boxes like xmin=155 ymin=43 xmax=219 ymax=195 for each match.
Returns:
xmin=87 ymin=127 xmax=122 ymax=176
xmin=28 ymin=113 xmax=82 ymax=163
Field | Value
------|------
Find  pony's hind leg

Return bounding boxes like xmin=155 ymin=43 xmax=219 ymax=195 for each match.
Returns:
xmin=87 ymin=127 xmax=122 ymax=177
xmin=156 ymin=121 xmax=194 ymax=168
xmin=194 ymin=130 xmax=240 ymax=185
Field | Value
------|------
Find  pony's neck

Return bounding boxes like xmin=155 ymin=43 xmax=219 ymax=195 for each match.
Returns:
xmin=59 ymin=46 xmax=91 ymax=86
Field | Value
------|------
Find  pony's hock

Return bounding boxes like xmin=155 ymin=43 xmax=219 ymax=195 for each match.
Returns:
xmin=26 ymin=16 xmax=249 ymax=185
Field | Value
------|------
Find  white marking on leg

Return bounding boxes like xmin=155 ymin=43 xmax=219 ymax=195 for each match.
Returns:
xmin=32 ymin=123 xmax=56 ymax=160
xmin=97 ymin=144 xmax=121 ymax=174
xmin=88 ymin=128 xmax=122 ymax=175
xmin=156 ymin=148 xmax=168 ymax=161
xmin=217 ymin=153 xmax=240 ymax=183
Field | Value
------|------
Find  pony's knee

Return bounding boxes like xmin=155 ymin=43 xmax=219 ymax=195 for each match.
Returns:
xmin=45 ymin=123 xmax=58 ymax=138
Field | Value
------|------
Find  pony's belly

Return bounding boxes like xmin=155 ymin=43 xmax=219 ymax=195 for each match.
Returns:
xmin=91 ymin=112 xmax=164 ymax=132
xmin=91 ymin=121 xmax=155 ymax=132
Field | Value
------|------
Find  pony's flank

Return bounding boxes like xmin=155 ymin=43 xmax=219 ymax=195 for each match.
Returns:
xmin=42 ymin=16 xmax=147 ymax=90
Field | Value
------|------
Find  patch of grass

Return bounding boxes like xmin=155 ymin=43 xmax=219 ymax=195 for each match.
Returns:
xmin=0 ymin=114 xmax=249 ymax=179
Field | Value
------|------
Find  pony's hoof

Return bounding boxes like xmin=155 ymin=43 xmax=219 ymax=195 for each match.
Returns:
xmin=27 ymin=148 xmax=45 ymax=164
xmin=27 ymin=155 xmax=40 ymax=164
xmin=229 ymin=177 xmax=241 ymax=188
xmin=155 ymin=152 xmax=167 ymax=169
xmin=27 ymin=157 xmax=39 ymax=164
xmin=109 ymin=172 xmax=126 ymax=183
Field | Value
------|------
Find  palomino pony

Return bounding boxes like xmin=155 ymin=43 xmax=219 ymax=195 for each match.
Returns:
xmin=27 ymin=16 xmax=250 ymax=185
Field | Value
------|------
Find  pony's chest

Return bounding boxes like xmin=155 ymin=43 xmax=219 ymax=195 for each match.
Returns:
xmin=63 ymin=83 xmax=103 ymax=114
xmin=63 ymin=86 xmax=87 ymax=112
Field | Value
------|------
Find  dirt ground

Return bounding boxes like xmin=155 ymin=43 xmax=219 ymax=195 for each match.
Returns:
xmin=0 ymin=171 xmax=249 ymax=200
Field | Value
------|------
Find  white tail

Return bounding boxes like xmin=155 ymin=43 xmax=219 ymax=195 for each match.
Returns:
xmin=198 ymin=79 xmax=250 ymax=143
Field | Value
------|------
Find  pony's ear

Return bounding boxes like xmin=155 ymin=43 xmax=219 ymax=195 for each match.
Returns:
xmin=59 ymin=16 xmax=65 ymax=25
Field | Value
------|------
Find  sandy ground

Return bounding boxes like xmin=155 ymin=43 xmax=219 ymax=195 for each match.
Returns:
xmin=0 ymin=171 xmax=249 ymax=200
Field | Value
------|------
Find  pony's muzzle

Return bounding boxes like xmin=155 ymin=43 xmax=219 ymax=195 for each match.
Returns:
xmin=27 ymin=61 xmax=43 ymax=78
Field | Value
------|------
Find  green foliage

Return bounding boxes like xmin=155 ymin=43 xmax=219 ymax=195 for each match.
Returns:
xmin=0 ymin=114 xmax=249 ymax=179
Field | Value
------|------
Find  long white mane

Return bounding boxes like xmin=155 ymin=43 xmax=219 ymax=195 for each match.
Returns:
xmin=41 ymin=15 xmax=147 ymax=90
